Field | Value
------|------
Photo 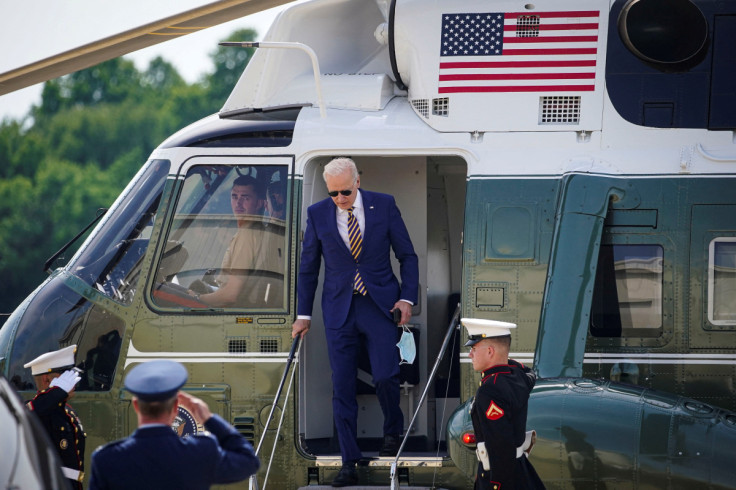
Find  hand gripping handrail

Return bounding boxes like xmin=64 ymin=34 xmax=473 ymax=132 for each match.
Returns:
xmin=390 ymin=303 xmax=462 ymax=489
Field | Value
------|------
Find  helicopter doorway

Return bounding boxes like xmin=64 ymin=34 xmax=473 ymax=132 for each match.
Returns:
xmin=297 ymin=155 xmax=466 ymax=459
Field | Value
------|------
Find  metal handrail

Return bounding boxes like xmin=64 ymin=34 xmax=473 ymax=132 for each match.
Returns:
xmin=249 ymin=336 xmax=301 ymax=490
xmin=390 ymin=303 xmax=461 ymax=489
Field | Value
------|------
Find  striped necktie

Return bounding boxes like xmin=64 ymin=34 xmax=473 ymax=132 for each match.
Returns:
xmin=347 ymin=207 xmax=367 ymax=295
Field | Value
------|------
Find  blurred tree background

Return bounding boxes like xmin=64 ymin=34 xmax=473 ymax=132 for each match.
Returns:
xmin=0 ymin=28 xmax=256 ymax=321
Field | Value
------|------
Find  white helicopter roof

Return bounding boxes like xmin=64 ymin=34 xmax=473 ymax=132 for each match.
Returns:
xmin=0 ymin=0 xmax=292 ymax=95
xmin=222 ymin=0 xmax=608 ymax=134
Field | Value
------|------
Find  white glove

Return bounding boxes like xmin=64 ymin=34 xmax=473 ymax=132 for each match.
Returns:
xmin=49 ymin=369 xmax=81 ymax=393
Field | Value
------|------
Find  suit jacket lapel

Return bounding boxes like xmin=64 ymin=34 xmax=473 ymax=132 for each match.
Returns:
xmin=361 ymin=190 xmax=374 ymax=253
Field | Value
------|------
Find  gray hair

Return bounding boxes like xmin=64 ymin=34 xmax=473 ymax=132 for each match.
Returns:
xmin=323 ymin=157 xmax=358 ymax=183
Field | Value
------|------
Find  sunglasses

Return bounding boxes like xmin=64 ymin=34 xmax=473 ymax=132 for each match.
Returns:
xmin=327 ymin=189 xmax=353 ymax=197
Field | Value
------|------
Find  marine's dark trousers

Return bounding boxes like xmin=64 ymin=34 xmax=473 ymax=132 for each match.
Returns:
xmin=324 ymin=293 xmax=403 ymax=463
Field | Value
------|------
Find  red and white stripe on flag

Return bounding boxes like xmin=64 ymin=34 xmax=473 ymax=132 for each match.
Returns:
xmin=438 ymin=11 xmax=600 ymax=94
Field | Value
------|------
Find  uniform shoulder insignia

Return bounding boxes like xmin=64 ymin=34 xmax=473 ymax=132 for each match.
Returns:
xmin=486 ymin=400 xmax=504 ymax=420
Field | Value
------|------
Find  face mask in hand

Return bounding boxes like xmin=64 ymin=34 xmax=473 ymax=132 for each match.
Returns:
xmin=396 ymin=326 xmax=416 ymax=365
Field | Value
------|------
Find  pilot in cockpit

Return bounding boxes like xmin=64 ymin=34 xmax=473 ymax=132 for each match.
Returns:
xmin=189 ymin=175 xmax=284 ymax=308
xmin=266 ymin=180 xmax=286 ymax=221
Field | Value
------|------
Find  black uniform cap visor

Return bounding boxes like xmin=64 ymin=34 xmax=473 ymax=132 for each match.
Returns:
xmin=465 ymin=336 xmax=485 ymax=347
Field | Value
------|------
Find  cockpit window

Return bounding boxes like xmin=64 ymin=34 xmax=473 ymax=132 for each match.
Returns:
xmin=590 ymin=244 xmax=664 ymax=338
xmin=5 ymin=160 xmax=170 ymax=391
xmin=151 ymin=163 xmax=289 ymax=311
xmin=68 ymin=160 xmax=170 ymax=305
xmin=709 ymin=238 xmax=736 ymax=325
xmin=5 ymin=278 xmax=125 ymax=392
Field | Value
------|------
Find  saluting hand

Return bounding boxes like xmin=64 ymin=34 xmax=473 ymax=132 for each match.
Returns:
xmin=49 ymin=369 xmax=81 ymax=395
xmin=178 ymin=392 xmax=213 ymax=423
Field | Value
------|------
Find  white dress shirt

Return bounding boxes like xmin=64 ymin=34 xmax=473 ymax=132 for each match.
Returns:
xmin=297 ymin=190 xmax=411 ymax=322
xmin=336 ymin=190 xmax=365 ymax=249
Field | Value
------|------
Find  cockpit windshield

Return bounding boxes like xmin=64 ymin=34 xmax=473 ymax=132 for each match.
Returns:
xmin=151 ymin=162 xmax=289 ymax=311
xmin=68 ymin=159 xmax=170 ymax=305
xmin=5 ymin=159 xmax=170 ymax=392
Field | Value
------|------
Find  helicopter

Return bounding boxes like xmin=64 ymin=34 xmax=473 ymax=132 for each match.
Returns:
xmin=2 ymin=0 xmax=736 ymax=488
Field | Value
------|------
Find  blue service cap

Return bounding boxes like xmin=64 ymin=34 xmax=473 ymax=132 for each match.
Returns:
xmin=124 ymin=360 xmax=188 ymax=402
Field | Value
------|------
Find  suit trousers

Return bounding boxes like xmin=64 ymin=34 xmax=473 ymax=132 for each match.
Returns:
xmin=324 ymin=293 xmax=404 ymax=462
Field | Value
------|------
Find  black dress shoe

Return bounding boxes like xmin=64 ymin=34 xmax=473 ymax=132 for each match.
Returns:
xmin=331 ymin=463 xmax=358 ymax=487
xmin=379 ymin=434 xmax=402 ymax=456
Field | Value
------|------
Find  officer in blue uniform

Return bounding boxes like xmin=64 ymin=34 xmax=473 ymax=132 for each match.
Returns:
xmin=464 ymin=318 xmax=545 ymax=490
xmin=88 ymin=360 xmax=259 ymax=490
xmin=24 ymin=344 xmax=86 ymax=490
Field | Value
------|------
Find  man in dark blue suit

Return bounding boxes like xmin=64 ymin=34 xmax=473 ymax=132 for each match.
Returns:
xmin=88 ymin=360 xmax=259 ymax=489
xmin=292 ymin=157 xmax=418 ymax=486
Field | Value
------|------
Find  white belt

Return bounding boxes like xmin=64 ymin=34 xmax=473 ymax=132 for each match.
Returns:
xmin=62 ymin=467 xmax=84 ymax=482
xmin=476 ymin=430 xmax=537 ymax=469
xmin=516 ymin=430 xmax=537 ymax=458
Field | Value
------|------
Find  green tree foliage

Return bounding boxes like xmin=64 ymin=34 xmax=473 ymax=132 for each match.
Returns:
xmin=0 ymin=176 xmax=47 ymax=292
xmin=34 ymin=58 xmax=143 ymax=119
xmin=204 ymin=28 xmax=257 ymax=105
xmin=0 ymin=121 xmax=46 ymax=178
xmin=0 ymin=26 xmax=259 ymax=319
xmin=142 ymin=56 xmax=186 ymax=91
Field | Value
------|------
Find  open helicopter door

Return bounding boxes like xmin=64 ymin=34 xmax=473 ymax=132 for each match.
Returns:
xmin=296 ymin=154 xmax=466 ymax=472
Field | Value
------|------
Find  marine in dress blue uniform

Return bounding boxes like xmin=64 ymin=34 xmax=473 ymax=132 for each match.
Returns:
xmin=88 ymin=360 xmax=259 ymax=490
xmin=464 ymin=319 xmax=545 ymax=490
xmin=292 ymin=157 xmax=418 ymax=486
xmin=24 ymin=344 xmax=86 ymax=490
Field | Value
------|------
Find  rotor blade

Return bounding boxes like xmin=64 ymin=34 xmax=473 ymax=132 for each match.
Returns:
xmin=0 ymin=0 xmax=291 ymax=95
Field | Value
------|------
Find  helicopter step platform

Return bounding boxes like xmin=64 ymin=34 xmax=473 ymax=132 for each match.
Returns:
xmin=297 ymin=457 xmax=448 ymax=489
xmin=312 ymin=456 xmax=444 ymax=467
xmin=297 ymin=487 xmax=440 ymax=489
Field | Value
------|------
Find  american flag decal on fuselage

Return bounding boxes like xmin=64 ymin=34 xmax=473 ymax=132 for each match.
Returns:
xmin=438 ymin=10 xmax=600 ymax=93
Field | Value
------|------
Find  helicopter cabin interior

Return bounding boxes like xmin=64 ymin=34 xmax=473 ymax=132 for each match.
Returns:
xmin=297 ymin=154 xmax=467 ymax=456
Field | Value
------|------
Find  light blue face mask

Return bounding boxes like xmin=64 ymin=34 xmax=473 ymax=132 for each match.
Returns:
xmin=396 ymin=325 xmax=416 ymax=365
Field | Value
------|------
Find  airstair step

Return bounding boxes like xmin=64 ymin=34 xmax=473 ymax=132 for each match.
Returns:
xmin=297 ymin=487 xmax=438 ymax=489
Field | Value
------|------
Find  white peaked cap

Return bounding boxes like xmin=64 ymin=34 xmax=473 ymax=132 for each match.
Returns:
xmin=461 ymin=318 xmax=517 ymax=346
xmin=23 ymin=345 xmax=77 ymax=375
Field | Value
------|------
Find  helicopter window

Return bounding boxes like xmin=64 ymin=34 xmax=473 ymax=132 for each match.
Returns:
xmin=151 ymin=164 xmax=288 ymax=311
xmin=708 ymin=238 xmax=736 ymax=325
xmin=590 ymin=245 xmax=664 ymax=337
xmin=5 ymin=279 xmax=124 ymax=392
xmin=67 ymin=159 xmax=170 ymax=305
